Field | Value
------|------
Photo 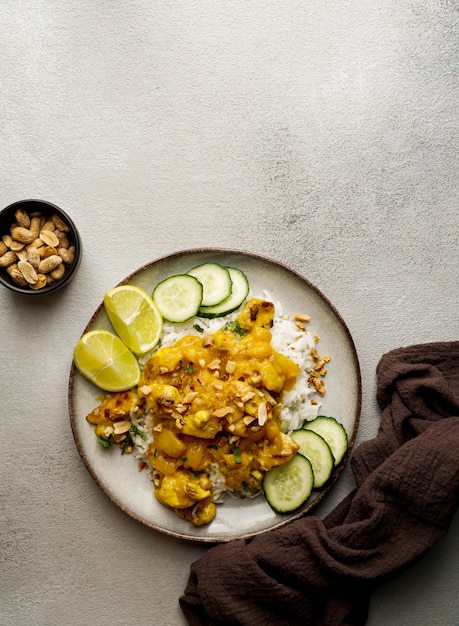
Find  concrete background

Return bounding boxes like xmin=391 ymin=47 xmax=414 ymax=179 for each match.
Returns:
xmin=1 ymin=1 xmax=457 ymax=624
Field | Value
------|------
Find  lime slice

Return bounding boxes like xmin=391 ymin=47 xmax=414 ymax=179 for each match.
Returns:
xmin=104 ymin=285 xmax=163 ymax=354
xmin=73 ymin=329 xmax=141 ymax=392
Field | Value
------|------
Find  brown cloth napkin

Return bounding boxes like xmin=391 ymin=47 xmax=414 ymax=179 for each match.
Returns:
xmin=180 ymin=341 xmax=459 ymax=625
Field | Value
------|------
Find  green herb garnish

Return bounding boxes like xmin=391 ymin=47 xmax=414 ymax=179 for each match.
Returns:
xmin=223 ymin=321 xmax=247 ymax=340
xmin=232 ymin=444 xmax=242 ymax=464
xmin=97 ymin=434 xmax=114 ymax=448
xmin=180 ymin=361 xmax=195 ymax=374
xmin=129 ymin=426 xmax=147 ymax=441
xmin=121 ymin=438 xmax=133 ymax=454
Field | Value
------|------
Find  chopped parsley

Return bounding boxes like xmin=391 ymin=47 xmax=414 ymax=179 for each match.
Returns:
xmin=232 ymin=444 xmax=242 ymax=464
xmin=180 ymin=361 xmax=195 ymax=374
xmin=129 ymin=426 xmax=147 ymax=441
xmin=241 ymin=480 xmax=259 ymax=496
xmin=98 ymin=427 xmax=146 ymax=453
xmin=193 ymin=323 xmax=204 ymax=333
xmin=223 ymin=321 xmax=247 ymax=340
xmin=97 ymin=434 xmax=114 ymax=448
xmin=121 ymin=439 xmax=133 ymax=454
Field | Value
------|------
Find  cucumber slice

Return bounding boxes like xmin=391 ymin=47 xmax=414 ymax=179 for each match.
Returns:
xmin=198 ymin=267 xmax=249 ymax=318
xmin=152 ymin=274 xmax=203 ymax=323
xmin=187 ymin=262 xmax=232 ymax=307
xmin=263 ymin=454 xmax=314 ymax=514
xmin=303 ymin=416 xmax=348 ymax=467
xmin=290 ymin=429 xmax=335 ymax=488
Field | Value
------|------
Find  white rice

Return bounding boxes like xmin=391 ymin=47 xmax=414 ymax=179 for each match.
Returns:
xmin=264 ymin=292 xmax=319 ymax=432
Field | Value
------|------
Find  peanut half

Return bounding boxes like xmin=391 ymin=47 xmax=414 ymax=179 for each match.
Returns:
xmin=17 ymin=260 xmax=38 ymax=284
xmin=39 ymin=230 xmax=60 ymax=247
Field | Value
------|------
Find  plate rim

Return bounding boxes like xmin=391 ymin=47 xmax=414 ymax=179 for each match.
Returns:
xmin=68 ymin=247 xmax=362 ymax=543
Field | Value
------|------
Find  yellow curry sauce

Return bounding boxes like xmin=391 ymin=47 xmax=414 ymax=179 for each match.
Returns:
xmin=86 ymin=298 xmax=303 ymax=526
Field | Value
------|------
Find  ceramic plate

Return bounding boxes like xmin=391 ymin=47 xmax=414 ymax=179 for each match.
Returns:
xmin=69 ymin=249 xmax=361 ymax=542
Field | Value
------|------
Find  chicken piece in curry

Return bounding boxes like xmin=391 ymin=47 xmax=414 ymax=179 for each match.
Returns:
xmin=86 ymin=298 xmax=301 ymax=526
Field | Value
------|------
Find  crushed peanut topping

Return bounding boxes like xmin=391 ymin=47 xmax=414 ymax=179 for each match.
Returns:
xmin=293 ymin=313 xmax=311 ymax=323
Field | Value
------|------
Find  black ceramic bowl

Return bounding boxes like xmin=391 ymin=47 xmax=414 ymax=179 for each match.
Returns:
xmin=0 ymin=199 xmax=82 ymax=295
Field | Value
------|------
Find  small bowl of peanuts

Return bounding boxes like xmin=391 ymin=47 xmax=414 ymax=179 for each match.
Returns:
xmin=0 ymin=199 xmax=82 ymax=295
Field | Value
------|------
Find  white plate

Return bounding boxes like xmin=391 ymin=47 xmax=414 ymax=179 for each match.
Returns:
xmin=69 ymin=249 xmax=361 ymax=542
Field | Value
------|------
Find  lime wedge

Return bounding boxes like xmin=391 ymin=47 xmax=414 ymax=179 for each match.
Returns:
xmin=73 ymin=329 xmax=140 ymax=392
xmin=104 ymin=285 xmax=163 ymax=354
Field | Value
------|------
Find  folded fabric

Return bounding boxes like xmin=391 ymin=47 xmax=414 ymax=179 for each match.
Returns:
xmin=180 ymin=341 xmax=459 ymax=625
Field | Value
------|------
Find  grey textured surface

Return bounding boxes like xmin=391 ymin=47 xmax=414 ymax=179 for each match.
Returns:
xmin=1 ymin=1 xmax=458 ymax=625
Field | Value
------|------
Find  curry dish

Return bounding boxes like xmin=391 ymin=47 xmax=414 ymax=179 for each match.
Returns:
xmin=86 ymin=298 xmax=304 ymax=526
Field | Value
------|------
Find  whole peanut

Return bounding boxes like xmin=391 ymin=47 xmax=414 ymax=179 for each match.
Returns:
xmin=38 ymin=255 xmax=63 ymax=274
xmin=7 ymin=265 xmax=29 ymax=287
xmin=11 ymin=226 xmax=36 ymax=245
xmin=59 ymin=246 xmax=75 ymax=265
xmin=14 ymin=208 xmax=31 ymax=228
xmin=0 ymin=251 xmax=18 ymax=267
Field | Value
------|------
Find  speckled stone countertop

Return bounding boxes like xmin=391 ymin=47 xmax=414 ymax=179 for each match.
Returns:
xmin=1 ymin=2 xmax=457 ymax=624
